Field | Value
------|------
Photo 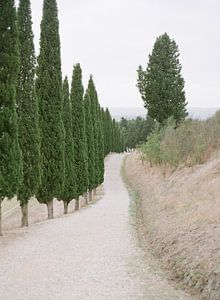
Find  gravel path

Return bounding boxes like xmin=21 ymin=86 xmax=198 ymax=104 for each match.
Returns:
xmin=0 ymin=154 xmax=192 ymax=300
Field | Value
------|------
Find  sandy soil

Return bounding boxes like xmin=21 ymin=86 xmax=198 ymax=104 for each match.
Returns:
xmin=2 ymin=194 xmax=89 ymax=233
xmin=0 ymin=154 xmax=192 ymax=300
xmin=124 ymin=152 xmax=220 ymax=300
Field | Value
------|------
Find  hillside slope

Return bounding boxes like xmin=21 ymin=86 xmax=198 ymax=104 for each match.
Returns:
xmin=124 ymin=152 xmax=220 ymax=300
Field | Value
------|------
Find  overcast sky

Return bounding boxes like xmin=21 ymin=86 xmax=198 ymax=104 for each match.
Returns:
xmin=18 ymin=0 xmax=220 ymax=108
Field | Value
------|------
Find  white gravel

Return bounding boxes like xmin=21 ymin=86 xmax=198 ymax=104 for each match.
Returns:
xmin=0 ymin=154 xmax=193 ymax=300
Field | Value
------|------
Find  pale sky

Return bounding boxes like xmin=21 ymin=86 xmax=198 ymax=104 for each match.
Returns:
xmin=17 ymin=0 xmax=220 ymax=108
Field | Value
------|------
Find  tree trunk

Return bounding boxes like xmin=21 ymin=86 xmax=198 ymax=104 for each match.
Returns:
xmin=75 ymin=198 xmax=79 ymax=211
xmin=47 ymin=200 xmax=54 ymax=219
xmin=21 ymin=202 xmax=29 ymax=227
xmin=89 ymin=190 xmax=92 ymax=202
xmin=93 ymin=188 xmax=97 ymax=196
xmin=0 ymin=198 xmax=3 ymax=237
xmin=84 ymin=193 xmax=88 ymax=205
xmin=63 ymin=201 xmax=68 ymax=214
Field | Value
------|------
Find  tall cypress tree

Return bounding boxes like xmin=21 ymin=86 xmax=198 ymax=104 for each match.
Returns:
xmin=87 ymin=76 xmax=99 ymax=193
xmin=137 ymin=33 xmax=188 ymax=124
xmin=105 ymin=108 xmax=113 ymax=154
xmin=101 ymin=108 xmax=108 ymax=157
xmin=0 ymin=0 xmax=22 ymax=236
xmin=36 ymin=0 xmax=65 ymax=219
xmin=70 ymin=64 xmax=88 ymax=210
xmin=84 ymin=89 xmax=95 ymax=202
xmin=97 ymin=104 xmax=105 ymax=186
xmin=112 ymin=119 xmax=117 ymax=152
xmin=17 ymin=0 xmax=41 ymax=227
xmin=62 ymin=76 xmax=76 ymax=214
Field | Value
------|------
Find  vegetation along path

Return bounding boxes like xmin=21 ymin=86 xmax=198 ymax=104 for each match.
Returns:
xmin=0 ymin=154 xmax=192 ymax=300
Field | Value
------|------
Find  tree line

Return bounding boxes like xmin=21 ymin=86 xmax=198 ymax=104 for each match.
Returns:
xmin=0 ymin=0 xmax=124 ymax=236
xmin=120 ymin=116 xmax=156 ymax=150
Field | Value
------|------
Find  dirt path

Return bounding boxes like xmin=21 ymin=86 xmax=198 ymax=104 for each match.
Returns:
xmin=0 ymin=154 xmax=192 ymax=300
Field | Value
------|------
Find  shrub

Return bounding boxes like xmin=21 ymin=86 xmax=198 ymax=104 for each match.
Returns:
xmin=141 ymin=111 xmax=220 ymax=168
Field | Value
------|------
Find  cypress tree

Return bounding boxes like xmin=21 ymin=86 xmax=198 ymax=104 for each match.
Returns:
xmin=105 ymin=108 xmax=113 ymax=154
xmin=137 ymin=33 xmax=188 ymax=124
xmin=70 ymin=64 xmax=88 ymax=210
xmin=0 ymin=0 xmax=22 ymax=236
xmin=87 ymin=76 xmax=100 ymax=194
xmin=112 ymin=119 xmax=117 ymax=152
xmin=101 ymin=108 xmax=108 ymax=156
xmin=110 ymin=110 xmax=114 ymax=153
xmin=36 ymin=0 xmax=65 ymax=219
xmin=17 ymin=0 xmax=41 ymax=227
xmin=116 ymin=122 xmax=124 ymax=153
xmin=62 ymin=77 xmax=76 ymax=214
xmin=97 ymin=104 xmax=105 ymax=186
xmin=84 ymin=89 xmax=95 ymax=202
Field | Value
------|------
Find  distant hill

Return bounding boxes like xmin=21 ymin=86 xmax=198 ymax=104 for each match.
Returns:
xmin=108 ymin=107 xmax=146 ymax=121
xmin=108 ymin=107 xmax=220 ymax=121
xmin=188 ymin=107 xmax=220 ymax=120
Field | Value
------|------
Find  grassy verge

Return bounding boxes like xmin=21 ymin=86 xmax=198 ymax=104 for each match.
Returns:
xmin=121 ymin=156 xmax=139 ymax=216
xmin=121 ymin=153 xmax=205 ymax=298
xmin=121 ymin=155 xmax=155 ymax=258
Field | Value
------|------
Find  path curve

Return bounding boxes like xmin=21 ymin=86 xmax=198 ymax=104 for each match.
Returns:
xmin=0 ymin=154 xmax=192 ymax=299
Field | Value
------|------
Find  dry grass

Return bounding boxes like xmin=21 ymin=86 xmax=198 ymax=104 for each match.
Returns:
xmin=124 ymin=152 xmax=220 ymax=299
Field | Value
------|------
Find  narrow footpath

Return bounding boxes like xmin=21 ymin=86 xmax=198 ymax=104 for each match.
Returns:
xmin=0 ymin=154 xmax=193 ymax=300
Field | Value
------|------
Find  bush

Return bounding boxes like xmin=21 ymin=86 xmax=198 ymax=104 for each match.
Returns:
xmin=141 ymin=129 xmax=161 ymax=166
xmin=141 ymin=111 xmax=220 ymax=168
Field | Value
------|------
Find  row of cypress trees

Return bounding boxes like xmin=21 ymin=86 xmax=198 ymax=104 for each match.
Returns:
xmin=0 ymin=0 xmax=124 ymax=235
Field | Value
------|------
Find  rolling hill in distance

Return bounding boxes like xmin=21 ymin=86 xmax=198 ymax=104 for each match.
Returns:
xmin=109 ymin=107 xmax=220 ymax=121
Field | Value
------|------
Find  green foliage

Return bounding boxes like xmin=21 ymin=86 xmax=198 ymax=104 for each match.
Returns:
xmin=87 ymin=76 xmax=99 ymax=188
xmin=137 ymin=33 xmax=188 ymax=124
xmin=109 ymin=119 xmax=124 ymax=153
xmin=120 ymin=115 xmax=155 ymax=149
xmin=62 ymin=77 xmax=76 ymax=202
xmin=0 ymin=0 xmax=22 ymax=198
xmin=0 ymin=0 xmax=130 ymax=221
xmin=36 ymin=0 xmax=65 ymax=203
xmin=71 ymin=64 xmax=88 ymax=197
xmin=17 ymin=0 xmax=41 ymax=204
xmin=97 ymin=101 xmax=105 ymax=185
xmin=141 ymin=112 xmax=220 ymax=168
xmin=104 ymin=108 xmax=113 ymax=154
xmin=84 ymin=89 xmax=95 ymax=191
xmin=101 ymin=108 xmax=107 ymax=156
xmin=85 ymin=77 xmax=125 ymax=191
xmin=140 ymin=124 xmax=162 ymax=165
